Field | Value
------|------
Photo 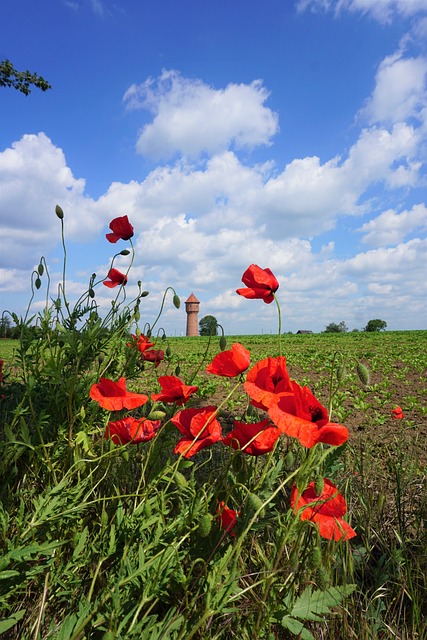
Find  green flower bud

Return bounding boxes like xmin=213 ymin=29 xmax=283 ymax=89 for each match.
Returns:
xmin=148 ymin=410 xmax=166 ymax=420
xmin=120 ymin=249 xmax=130 ymax=256
xmin=35 ymin=277 xmax=41 ymax=290
xmin=219 ymin=335 xmax=227 ymax=351
xmin=314 ymin=476 xmax=325 ymax=496
xmin=175 ymin=365 xmax=181 ymax=376
xmin=37 ymin=263 xmax=44 ymax=276
xmin=166 ymin=346 xmax=172 ymax=357
xmin=246 ymin=492 xmax=264 ymax=517
xmin=141 ymin=291 xmax=149 ymax=297
xmin=55 ymin=204 xmax=64 ymax=219
xmin=174 ymin=471 xmax=187 ymax=488
xmin=173 ymin=294 xmax=180 ymax=309
xmin=89 ymin=288 xmax=95 ymax=298
xmin=308 ymin=545 xmax=322 ymax=570
xmin=356 ymin=362 xmax=370 ymax=386
xmin=198 ymin=514 xmax=212 ymax=537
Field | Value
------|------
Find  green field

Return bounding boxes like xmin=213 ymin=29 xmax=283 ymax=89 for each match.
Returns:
xmin=0 ymin=330 xmax=426 ymax=639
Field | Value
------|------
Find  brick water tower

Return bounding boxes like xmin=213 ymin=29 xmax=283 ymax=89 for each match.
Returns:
xmin=185 ymin=293 xmax=200 ymax=336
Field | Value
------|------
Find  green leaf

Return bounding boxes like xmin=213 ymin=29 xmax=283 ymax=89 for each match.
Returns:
xmin=0 ymin=609 xmax=26 ymax=634
xmin=281 ymin=615 xmax=315 ymax=640
xmin=291 ymin=584 xmax=357 ymax=622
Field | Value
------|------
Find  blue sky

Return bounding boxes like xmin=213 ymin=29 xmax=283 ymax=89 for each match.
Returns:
xmin=1 ymin=0 xmax=426 ymax=335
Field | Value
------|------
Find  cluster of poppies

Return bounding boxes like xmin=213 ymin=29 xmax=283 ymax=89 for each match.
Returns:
xmin=92 ymin=218 xmax=358 ymax=540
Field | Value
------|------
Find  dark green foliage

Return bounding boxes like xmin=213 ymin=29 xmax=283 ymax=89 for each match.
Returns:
xmin=199 ymin=314 xmax=218 ymax=336
xmin=364 ymin=318 xmax=387 ymax=332
xmin=0 ymin=59 xmax=51 ymax=95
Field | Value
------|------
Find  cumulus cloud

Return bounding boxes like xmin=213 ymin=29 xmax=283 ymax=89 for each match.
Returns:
xmin=297 ymin=0 xmax=427 ymax=23
xmin=360 ymin=53 xmax=427 ymax=125
xmin=357 ymin=203 xmax=427 ymax=246
xmin=123 ymin=70 xmax=279 ymax=160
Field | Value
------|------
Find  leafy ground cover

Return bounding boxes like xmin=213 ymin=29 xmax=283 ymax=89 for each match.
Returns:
xmin=0 ymin=209 xmax=425 ymax=639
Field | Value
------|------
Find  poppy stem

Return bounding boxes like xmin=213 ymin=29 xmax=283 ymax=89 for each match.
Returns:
xmin=273 ymin=293 xmax=282 ymax=356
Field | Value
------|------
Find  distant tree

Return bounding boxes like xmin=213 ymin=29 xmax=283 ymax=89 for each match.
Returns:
xmin=199 ymin=315 xmax=218 ymax=336
xmin=364 ymin=319 xmax=387 ymax=332
xmin=324 ymin=321 xmax=348 ymax=333
xmin=0 ymin=315 xmax=12 ymax=337
xmin=0 ymin=59 xmax=51 ymax=95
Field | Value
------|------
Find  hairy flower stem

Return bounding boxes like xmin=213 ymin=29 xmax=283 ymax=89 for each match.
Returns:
xmin=273 ymin=293 xmax=282 ymax=356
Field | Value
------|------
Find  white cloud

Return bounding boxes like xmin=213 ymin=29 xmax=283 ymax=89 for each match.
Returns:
xmin=123 ymin=70 xmax=279 ymax=160
xmin=297 ymin=0 xmax=427 ymax=23
xmin=360 ymin=53 xmax=427 ymax=125
xmin=357 ymin=203 xmax=427 ymax=245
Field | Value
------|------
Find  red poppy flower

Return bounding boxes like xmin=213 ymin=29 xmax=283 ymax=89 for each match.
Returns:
xmin=291 ymin=478 xmax=356 ymax=541
xmin=142 ymin=349 xmax=165 ymax=367
xmin=222 ymin=418 xmax=281 ymax=456
xmin=206 ymin=343 xmax=251 ymax=377
xmin=244 ymin=356 xmax=293 ymax=411
xmin=236 ymin=264 xmax=279 ymax=304
xmin=105 ymin=416 xmax=161 ymax=444
xmin=170 ymin=406 xmax=222 ymax=458
xmin=127 ymin=334 xmax=155 ymax=353
xmin=391 ymin=406 xmax=404 ymax=420
xmin=103 ymin=268 xmax=128 ymax=288
xmin=151 ymin=375 xmax=198 ymax=406
xmin=216 ymin=501 xmax=239 ymax=537
xmin=106 ymin=215 xmax=134 ymax=243
xmin=89 ymin=377 xmax=148 ymax=411
xmin=268 ymin=382 xmax=348 ymax=448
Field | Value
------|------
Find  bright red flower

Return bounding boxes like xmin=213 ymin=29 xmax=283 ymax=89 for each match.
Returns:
xmin=142 ymin=349 xmax=165 ymax=367
xmin=105 ymin=416 xmax=161 ymax=444
xmin=106 ymin=215 xmax=134 ymax=243
xmin=103 ymin=268 xmax=128 ymax=288
xmin=244 ymin=356 xmax=293 ymax=411
xmin=89 ymin=377 xmax=148 ymax=411
xmin=391 ymin=406 xmax=404 ymax=420
xmin=268 ymin=381 xmax=349 ymax=448
xmin=206 ymin=342 xmax=251 ymax=378
xmin=236 ymin=264 xmax=279 ymax=304
xmin=291 ymin=478 xmax=356 ymax=541
xmin=222 ymin=418 xmax=281 ymax=456
xmin=151 ymin=375 xmax=198 ymax=406
xmin=171 ymin=406 xmax=222 ymax=458
xmin=216 ymin=501 xmax=239 ymax=537
xmin=127 ymin=334 xmax=155 ymax=353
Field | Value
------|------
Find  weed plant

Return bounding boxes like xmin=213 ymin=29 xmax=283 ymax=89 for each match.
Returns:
xmin=0 ymin=208 xmax=425 ymax=639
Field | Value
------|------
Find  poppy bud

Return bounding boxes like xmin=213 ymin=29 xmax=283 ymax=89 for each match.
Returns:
xmin=308 ymin=545 xmax=322 ymax=570
xmin=175 ymin=365 xmax=181 ymax=376
xmin=37 ymin=263 xmax=44 ymax=276
xmin=147 ymin=410 xmax=166 ymax=421
xmin=141 ymin=291 xmax=149 ymax=297
xmin=198 ymin=514 xmax=212 ymax=537
xmin=219 ymin=335 xmax=227 ymax=351
xmin=120 ymin=249 xmax=130 ymax=256
xmin=356 ymin=362 xmax=370 ymax=386
xmin=316 ymin=565 xmax=331 ymax=590
xmin=174 ymin=471 xmax=187 ymax=488
xmin=89 ymin=288 xmax=95 ymax=298
xmin=284 ymin=450 xmax=294 ymax=469
xmin=54 ymin=298 xmax=61 ymax=310
xmin=336 ymin=364 xmax=347 ymax=382
xmin=166 ymin=346 xmax=172 ymax=357
xmin=100 ymin=508 xmax=109 ymax=529
xmin=35 ymin=277 xmax=41 ymax=290
xmin=134 ymin=311 xmax=140 ymax=322
xmin=55 ymin=204 xmax=64 ymax=219
xmin=314 ymin=476 xmax=324 ymax=496
xmin=246 ymin=492 xmax=264 ymax=517
xmin=173 ymin=294 xmax=180 ymax=309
